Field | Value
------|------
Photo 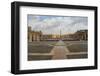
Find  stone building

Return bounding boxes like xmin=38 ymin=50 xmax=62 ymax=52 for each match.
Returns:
xmin=28 ymin=26 xmax=88 ymax=41
xmin=75 ymin=30 xmax=88 ymax=40
xmin=28 ymin=27 xmax=42 ymax=42
xmin=41 ymin=34 xmax=61 ymax=40
xmin=72 ymin=30 xmax=88 ymax=40
xmin=61 ymin=30 xmax=88 ymax=41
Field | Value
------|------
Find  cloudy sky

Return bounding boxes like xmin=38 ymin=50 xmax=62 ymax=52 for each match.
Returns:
xmin=28 ymin=14 xmax=88 ymax=35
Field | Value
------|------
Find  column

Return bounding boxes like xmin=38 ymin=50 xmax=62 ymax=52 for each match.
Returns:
xmin=29 ymin=34 xmax=32 ymax=42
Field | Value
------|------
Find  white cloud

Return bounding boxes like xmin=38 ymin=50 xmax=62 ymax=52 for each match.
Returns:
xmin=28 ymin=15 xmax=88 ymax=34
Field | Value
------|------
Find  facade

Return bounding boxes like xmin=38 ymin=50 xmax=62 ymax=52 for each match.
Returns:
xmin=62 ymin=34 xmax=74 ymax=40
xmin=72 ymin=30 xmax=88 ymax=40
xmin=61 ymin=30 xmax=88 ymax=41
xmin=41 ymin=34 xmax=61 ymax=40
xmin=28 ymin=26 xmax=88 ymax=42
xmin=28 ymin=27 xmax=42 ymax=42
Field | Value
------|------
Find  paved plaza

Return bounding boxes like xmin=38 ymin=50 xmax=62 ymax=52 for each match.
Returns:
xmin=28 ymin=40 xmax=88 ymax=61
xmin=51 ymin=40 xmax=69 ymax=59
